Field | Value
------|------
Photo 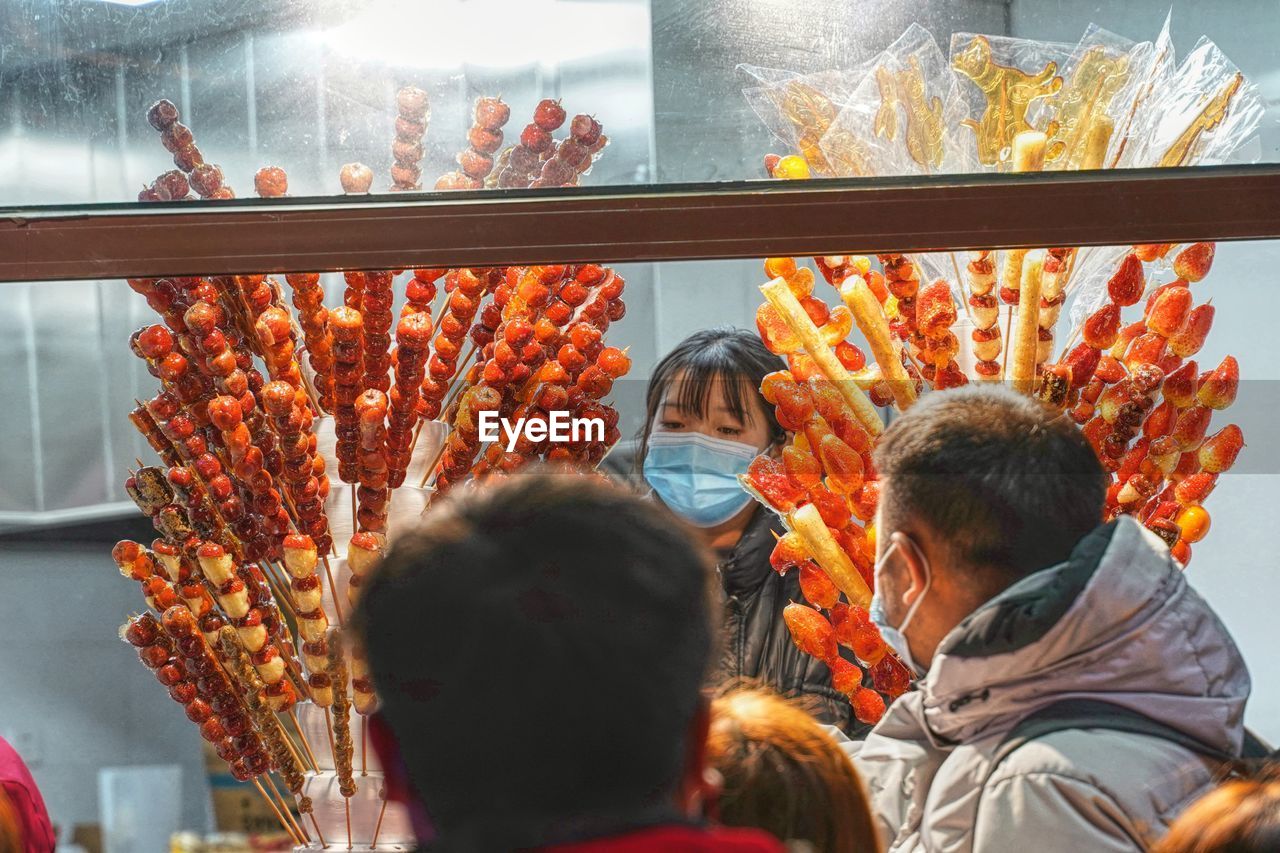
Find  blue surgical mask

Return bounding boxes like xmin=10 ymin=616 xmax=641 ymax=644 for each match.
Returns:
xmin=869 ymin=535 xmax=932 ymax=679
xmin=643 ymin=431 xmax=759 ymax=527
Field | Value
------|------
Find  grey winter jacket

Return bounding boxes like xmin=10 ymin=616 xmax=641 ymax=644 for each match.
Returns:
xmin=849 ymin=517 xmax=1250 ymax=853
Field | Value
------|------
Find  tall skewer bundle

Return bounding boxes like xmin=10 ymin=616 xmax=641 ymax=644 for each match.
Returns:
xmin=113 ymin=85 xmax=631 ymax=843
xmin=391 ymin=87 xmax=430 ymax=191
xmin=741 ymin=234 xmax=1244 ymax=725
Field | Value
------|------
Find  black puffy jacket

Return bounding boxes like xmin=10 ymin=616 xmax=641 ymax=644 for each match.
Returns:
xmin=600 ymin=443 xmax=869 ymax=737
xmin=714 ymin=506 xmax=870 ymax=738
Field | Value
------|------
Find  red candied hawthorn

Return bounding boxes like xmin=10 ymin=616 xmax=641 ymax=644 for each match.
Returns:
xmin=745 ymin=456 xmax=806 ymax=512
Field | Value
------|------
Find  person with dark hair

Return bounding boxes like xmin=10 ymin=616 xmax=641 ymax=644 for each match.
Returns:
xmin=707 ymin=686 xmax=880 ymax=852
xmin=607 ymin=326 xmax=861 ymax=733
xmin=352 ymin=472 xmax=784 ymax=852
xmin=1154 ymin=767 xmax=1280 ymax=853
xmin=851 ymin=384 xmax=1251 ymax=852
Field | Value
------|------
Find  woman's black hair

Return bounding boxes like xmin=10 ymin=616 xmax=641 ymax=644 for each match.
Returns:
xmin=636 ymin=327 xmax=786 ymax=473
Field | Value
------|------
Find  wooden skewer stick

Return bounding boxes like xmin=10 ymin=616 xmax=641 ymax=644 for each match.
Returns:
xmin=324 ymin=707 xmax=338 ymax=766
xmin=361 ymin=716 xmax=368 ymax=776
xmin=417 ymin=436 xmax=451 ymax=491
xmin=275 ymin=714 xmax=312 ymax=776
xmin=253 ymin=777 xmax=304 ymax=846
xmin=350 ymin=483 xmax=358 ymax=539
xmin=309 ymin=811 xmax=330 ymax=849
xmin=371 ymin=794 xmax=390 ymax=848
xmin=289 ymin=707 xmax=322 ymax=773
xmin=266 ymin=773 xmax=310 ymax=844
xmin=345 ymin=797 xmax=353 ymax=850
xmin=322 ymin=556 xmax=345 ymax=626
xmin=440 ymin=341 xmax=480 ymax=412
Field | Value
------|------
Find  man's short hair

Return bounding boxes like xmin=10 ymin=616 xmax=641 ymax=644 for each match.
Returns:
xmin=872 ymin=384 xmax=1107 ymax=587
xmin=352 ymin=471 xmax=716 ymax=840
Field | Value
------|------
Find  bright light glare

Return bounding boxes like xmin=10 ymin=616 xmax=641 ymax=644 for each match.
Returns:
xmin=89 ymin=0 xmax=165 ymax=6
xmin=320 ymin=0 xmax=648 ymax=70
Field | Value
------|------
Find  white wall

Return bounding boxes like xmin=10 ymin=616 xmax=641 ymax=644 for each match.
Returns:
xmin=0 ymin=542 xmax=213 ymax=836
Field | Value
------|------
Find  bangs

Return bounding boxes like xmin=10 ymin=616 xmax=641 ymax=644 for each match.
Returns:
xmin=637 ymin=328 xmax=786 ymax=473
xmin=670 ymin=357 xmax=761 ymax=427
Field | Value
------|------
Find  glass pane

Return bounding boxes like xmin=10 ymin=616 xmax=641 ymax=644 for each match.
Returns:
xmin=2 ymin=0 xmax=1276 ymax=210
xmin=1 ymin=239 xmax=1275 ymax=848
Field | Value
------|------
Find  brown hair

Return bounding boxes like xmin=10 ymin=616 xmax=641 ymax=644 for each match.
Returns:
xmin=873 ymin=384 xmax=1108 ymax=589
xmin=636 ymin=327 xmax=786 ymax=474
xmin=1154 ymin=773 xmax=1280 ymax=853
xmin=352 ymin=469 xmax=719 ymax=846
xmin=707 ymin=686 xmax=880 ymax=853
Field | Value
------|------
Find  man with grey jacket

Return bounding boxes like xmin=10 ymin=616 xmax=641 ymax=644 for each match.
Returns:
xmin=852 ymin=384 xmax=1250 ymax=852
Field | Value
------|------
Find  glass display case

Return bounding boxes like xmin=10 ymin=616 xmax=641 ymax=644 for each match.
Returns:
xmin=2 ymin=0 xmax=1279 ymax=846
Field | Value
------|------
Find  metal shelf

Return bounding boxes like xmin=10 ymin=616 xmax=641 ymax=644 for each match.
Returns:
xmin=3 ymin=164 xmax=1279 ymax=282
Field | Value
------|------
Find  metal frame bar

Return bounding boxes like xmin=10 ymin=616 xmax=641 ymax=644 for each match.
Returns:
xmin=3 ymin=164 xmax=1279 ymax=283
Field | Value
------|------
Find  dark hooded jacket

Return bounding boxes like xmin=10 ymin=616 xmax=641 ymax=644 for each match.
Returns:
xmin=714 ymin=506 xmax=868 ymax=736
xmin=602 ymin=443 xmax=867 ymax=736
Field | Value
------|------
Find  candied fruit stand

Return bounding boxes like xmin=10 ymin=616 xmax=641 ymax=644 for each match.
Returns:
xmin=2 ymin=5 xmax=1279 ymax=850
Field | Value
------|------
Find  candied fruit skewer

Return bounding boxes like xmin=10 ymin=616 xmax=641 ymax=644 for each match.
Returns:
xmin=965 ymin=250 xmax=1004 ymax=382
xmin=360 ymin=270 xmax=395 ymax=393
xmin=531 ymin=114 xmax=604 ymax=188
xmin=353 ymin=389 xmax=390 ymax=534
xmin=217 ymin=625 xmax=317 ymax=829
xmin=497 ymin=98 xmax=567 ymax=189
xmin=418 ymin=268 xmax=495 ymax=424
xmin=790 ymin=504 xmax=871 ymax=608
xmin=137 ymin=169 xmax=192 ymax=203
xmin=432 ymin=266 xmax=571 ymax=491
xmin=261 ymin=382 xmax=333 ymax=555
xmin=561 ymin=114 xmax=607 ymax=185
xmin=385 ymin=312 xmax=434 ymax=489
xmin=437 ymin=96 xmax=510 ymax=191
xmin=390 ymin=86 xmax=429 ymax=192
xmin=123 ymin=614 xmax=276 ymax=793
xmin=144 ymin=98 xmax=233 ymax=199
xmin=1009 ymin=251 xmax=1046 ymax=395
xmin=914 ymin=279 xmax=967 ymax=391
xmin=329 ymin=306 xmax=365 ymax=485
xmin=283 ymin=273 xmax=335 ymax=413
xmin=193 ymin=541 xmax=307 ymax=710
xmin=760 ymin=278 xmax=883 ymax=436
xmin=327 ymin=632 xmax=358 ymax=799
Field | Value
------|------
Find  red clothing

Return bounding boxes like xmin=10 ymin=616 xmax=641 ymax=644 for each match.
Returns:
xmin=0 ymin=736 xmax=55 ymax=853
xmin=542 ymin=823 xmax=784 ymax=852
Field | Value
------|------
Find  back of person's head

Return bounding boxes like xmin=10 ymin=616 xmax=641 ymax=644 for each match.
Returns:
xmin=353 ymin=470 xmax=717 ymax=845
xmin=872 ymin=384 xmax=1107 ymax=596
xmin=707 ymin=687 xmax=880 ymax=853
xmin=1154 ymin=770 xmax=1280 ymax=853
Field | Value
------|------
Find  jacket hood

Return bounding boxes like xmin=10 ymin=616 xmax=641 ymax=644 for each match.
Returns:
xmin=918 ymin=516 xmax=1250 ymax=753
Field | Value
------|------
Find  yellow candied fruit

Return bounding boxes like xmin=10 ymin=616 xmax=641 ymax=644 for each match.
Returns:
xmin=884 ymin=294 xmax=900 ymax=320
xmin=865 ymin=522 xmax=877 ymax=552
xmin=774 ymin=155 xmax=812 ymax=180
xmin=849 ymin=256 xmax=872 ymax=276
xmin=764 ymin=256 xmax=799 ymax=279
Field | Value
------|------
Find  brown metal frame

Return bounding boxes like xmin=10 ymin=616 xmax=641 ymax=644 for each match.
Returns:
xmin=3 ymin=164 xmax=1279 ymax=282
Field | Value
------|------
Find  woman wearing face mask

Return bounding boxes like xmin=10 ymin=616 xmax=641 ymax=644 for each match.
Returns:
xmin=633 ymin=327 xmax=862 ymax=733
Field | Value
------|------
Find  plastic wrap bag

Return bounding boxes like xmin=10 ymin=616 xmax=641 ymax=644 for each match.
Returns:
xmin=739 ymin=64 xmax=874 ymax=176
xmin=1036 ymin=25 xmax=1156 ymax=171
xmin=1121 ymin=36 xmax=1263 ymax=169
xmin=948 ymin=32 xmax=1074 ymax=169
xmin=820 ymin=23 xmax=976 ymax=178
